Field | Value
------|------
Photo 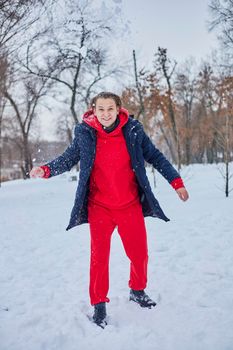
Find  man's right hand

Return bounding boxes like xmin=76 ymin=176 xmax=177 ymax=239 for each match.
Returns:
xmin=29 ymin=167 xmax=45 ymax=178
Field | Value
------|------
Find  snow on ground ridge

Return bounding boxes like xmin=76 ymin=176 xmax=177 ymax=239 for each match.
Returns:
xmin=0 ymin=163 xmax=233 ymax=350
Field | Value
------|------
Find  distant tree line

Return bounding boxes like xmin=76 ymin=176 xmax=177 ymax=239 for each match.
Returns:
xmin=122 ymin=48 xmax=233 ymax=169
xmin=0 ymin=0 xmax=232 ymax=185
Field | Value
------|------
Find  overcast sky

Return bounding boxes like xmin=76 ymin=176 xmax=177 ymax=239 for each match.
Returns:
xmin=119 ymin=0 xmax=218 ymax=64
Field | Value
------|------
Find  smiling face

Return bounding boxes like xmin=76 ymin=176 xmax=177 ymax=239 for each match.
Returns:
xmin=94 ymin=98 xmax=119 ymax=127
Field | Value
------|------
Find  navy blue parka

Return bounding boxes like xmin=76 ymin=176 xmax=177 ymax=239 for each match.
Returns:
xmin=45 ymin=116 xmax=181 ymax=231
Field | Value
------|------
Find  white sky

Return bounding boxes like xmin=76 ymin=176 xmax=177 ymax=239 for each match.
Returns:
xmin=120 ymin=0 xmax=218 ymax=64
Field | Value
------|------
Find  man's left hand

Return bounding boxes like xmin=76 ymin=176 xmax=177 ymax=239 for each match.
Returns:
xmin=176 ymin=187 xmax=189 ymax=201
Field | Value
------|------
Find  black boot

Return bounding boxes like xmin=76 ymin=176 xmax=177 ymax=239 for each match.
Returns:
xmin=92 ymin=302 xmax=107 ymax=329
xmin=129 ymin=289 xmax=156 ymax=308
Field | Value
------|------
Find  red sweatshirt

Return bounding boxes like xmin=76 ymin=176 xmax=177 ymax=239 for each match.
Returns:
xmin=41 ymin=109 xmax=184 ymax=199
xmin=83 ymin=109 xmax=140 ymax=209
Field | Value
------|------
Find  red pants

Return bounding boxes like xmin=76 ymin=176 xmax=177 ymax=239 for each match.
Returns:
xmin=88 ymin=200 xmax=148 ymax=305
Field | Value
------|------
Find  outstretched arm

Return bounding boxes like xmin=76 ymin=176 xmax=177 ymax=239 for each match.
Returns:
xmin=141 ymin=127 xmax=189 ymax=201
xmin=30 ymin=124 xmax=81 ymax=179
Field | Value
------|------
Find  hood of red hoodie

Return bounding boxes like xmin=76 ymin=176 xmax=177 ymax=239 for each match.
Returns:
xmin=82 ymin=107 xmax=129 ymax=135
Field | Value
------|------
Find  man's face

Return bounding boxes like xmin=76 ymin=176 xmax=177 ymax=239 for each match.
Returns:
xmin=94 ymin=98 xmax=119 ymax=127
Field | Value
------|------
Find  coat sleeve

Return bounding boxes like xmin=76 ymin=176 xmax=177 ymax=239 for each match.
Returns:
xmin=44 ymin=124 xmax=81 ymax=177
xmin=140 ymin=126 xmax=181 ymax=183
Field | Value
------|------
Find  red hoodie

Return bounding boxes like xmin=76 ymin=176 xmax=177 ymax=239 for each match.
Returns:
xmin=41 ymin=109 xmax=184 ymax=195
xmin=83 ymin=108 xmax=140 ymax=209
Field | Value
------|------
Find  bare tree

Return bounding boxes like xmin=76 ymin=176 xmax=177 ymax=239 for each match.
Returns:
xmin=195 ymin=62 xmax=227 ymax=163
xmin=175 ymin=60 xmax=197 ymax=165
xmin=0 ymin=52 xmax=8 ymax=186
xmin=154 ymin=47 xmax=181 ymax=169
xmin=0 ymin=0 xmax=47 ymax=49
xmin=209 ymin=0 xmax=233 ymax=53
xmin=3 ymin=74 xmax=52 ymax=178
xmin=80 ymin=47 xmax=121 ymax=109
xmin=0 ymin=0 xmax=53 ymax=183
xmin=132 ymin=50 xmax=146 ymax=121
xmin=214 ymin=75 xmax=233 ymax=196
xmin=216 ymin=113 xmax=233 ymax=197
xmin=25 ymin=0 xmax=121 ymax=125
xmin=0 ymin=99 xmax=7 ymax=186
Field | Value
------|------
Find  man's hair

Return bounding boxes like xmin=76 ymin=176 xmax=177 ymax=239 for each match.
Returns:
xmin=90 ymin=92 xmax=122 ymax=109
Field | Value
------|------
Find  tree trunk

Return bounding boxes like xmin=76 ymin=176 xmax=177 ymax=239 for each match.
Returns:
xmin=158 ymin=121 xmax=177 ymax=162
xmin=0 ymin=114 xmax=2 ymax=187
xmin=225 ymin=114 xmax=230 ymax=197
xmin=133 ymin=50 xmax=145 ymax=122
xmin=21 ymin=134 xmax=32 ymax=178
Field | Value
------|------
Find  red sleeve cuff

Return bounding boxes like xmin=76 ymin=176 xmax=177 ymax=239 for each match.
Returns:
xmin=40 ymin=165 xmax=51 ymax=179
xmin=170 ymin=177 xmax=184 ymax=190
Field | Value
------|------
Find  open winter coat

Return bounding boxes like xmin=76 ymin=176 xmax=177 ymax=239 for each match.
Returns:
xmin=45 ymin=113 xmax=181 ymax=231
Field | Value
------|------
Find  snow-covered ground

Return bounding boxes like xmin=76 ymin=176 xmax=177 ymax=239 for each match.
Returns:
xmin=1 ymin=163 xmax=233 ymax=350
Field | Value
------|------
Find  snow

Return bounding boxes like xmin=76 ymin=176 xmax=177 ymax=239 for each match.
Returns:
xmin=1 ymin=163 xmax=233 ymax=350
